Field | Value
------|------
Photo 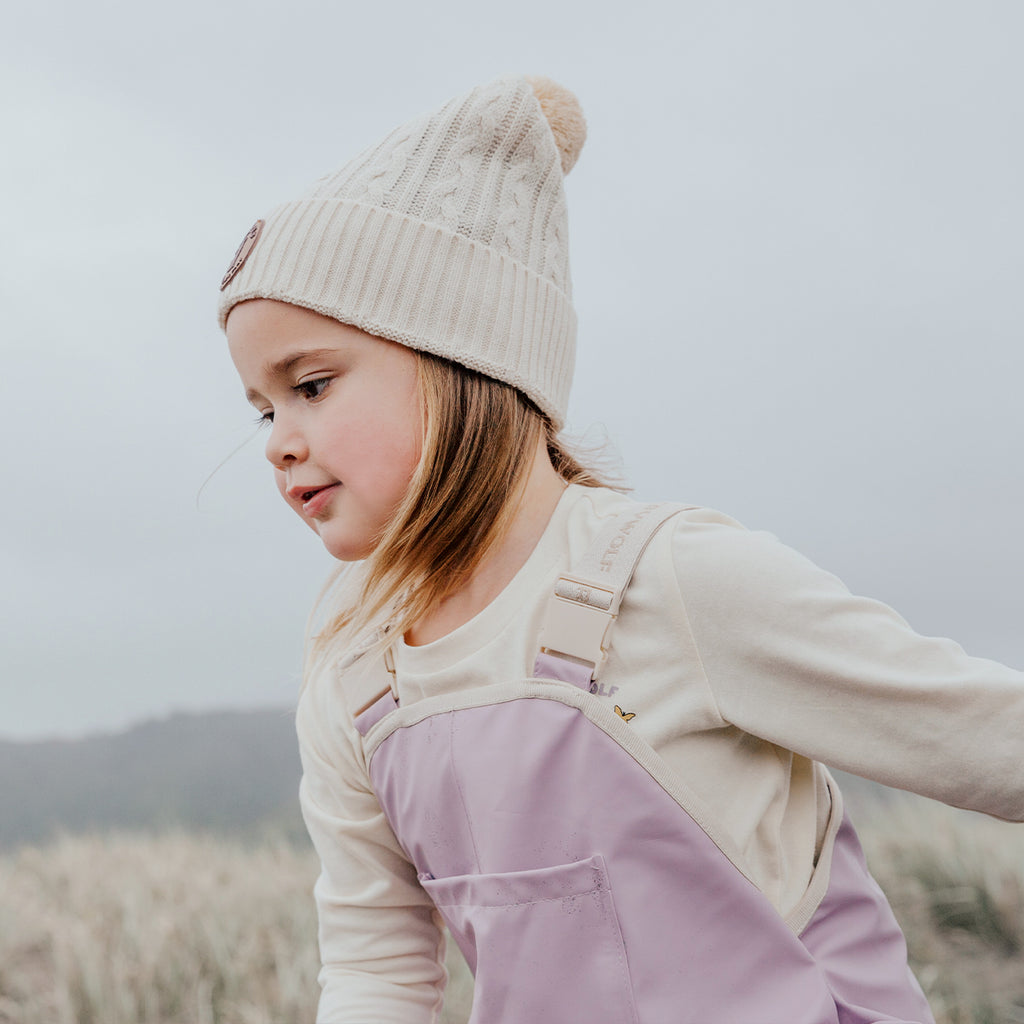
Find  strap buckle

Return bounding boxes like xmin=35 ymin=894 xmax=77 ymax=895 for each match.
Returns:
xmin=538 ymin=575 xmax=618 ymax=680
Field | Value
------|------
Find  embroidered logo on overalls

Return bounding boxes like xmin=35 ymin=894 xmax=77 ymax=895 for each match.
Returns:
xmin=598 ymin=502 xmax=657 ymax=573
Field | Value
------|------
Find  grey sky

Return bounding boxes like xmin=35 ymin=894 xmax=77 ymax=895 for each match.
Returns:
xmin=3 ymin=1 xmax=1023 ymax=739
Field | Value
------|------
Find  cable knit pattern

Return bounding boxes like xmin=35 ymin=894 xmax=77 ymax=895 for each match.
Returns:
xmin=359 ymin=129 xmax=418 ymax=207
xmin=218 ymin=75 xmax=584 ymax=425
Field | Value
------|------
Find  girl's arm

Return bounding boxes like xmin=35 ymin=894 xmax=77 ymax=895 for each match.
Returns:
xmin=296 ymin=661 xmax=446 ymax=1024
xmin=671 ymin=508 xmax=1024 ymax=820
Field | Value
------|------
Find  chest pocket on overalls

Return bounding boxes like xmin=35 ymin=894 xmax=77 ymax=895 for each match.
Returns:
xmin=421 ymin=854 xmax=636 ymax=1024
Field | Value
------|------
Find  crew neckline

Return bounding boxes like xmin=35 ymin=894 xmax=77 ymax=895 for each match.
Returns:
xmin=393 ymin=483 xmax=587 ymax=672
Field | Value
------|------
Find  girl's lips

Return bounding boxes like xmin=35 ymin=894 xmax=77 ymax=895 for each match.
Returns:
xmin=301 ymin=484 xmax=340 ymax=518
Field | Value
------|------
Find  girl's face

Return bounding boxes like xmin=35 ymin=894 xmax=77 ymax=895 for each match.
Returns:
xmin=226 ymin=299 xmax=422 ymax=561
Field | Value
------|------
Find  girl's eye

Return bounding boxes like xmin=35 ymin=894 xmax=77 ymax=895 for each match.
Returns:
xmin=294 ymin=377 xmax=331 ymax=401
xmin=250 ymin=376 xmax=330 ymax=427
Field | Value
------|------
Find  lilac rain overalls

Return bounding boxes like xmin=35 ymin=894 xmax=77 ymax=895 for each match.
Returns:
xmin=348 ymin=504 xmax=935 ymax=1024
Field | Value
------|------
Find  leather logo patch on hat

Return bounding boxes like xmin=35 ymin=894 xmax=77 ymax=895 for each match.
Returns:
xmin=220 ymin=219 xmax=265 ymax=290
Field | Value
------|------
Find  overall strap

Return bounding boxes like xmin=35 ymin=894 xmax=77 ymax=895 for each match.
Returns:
xmin=352 ymin=501 xmax=697 ymax=733
xmin=338 ymin=626 xmax=400 ymax=738
xmin=533 ymin=502 xmax=695 ymax=688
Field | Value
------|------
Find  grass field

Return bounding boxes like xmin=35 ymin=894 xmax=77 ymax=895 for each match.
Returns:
xmin=1 ymin=795 xmax=1021 ymax=1023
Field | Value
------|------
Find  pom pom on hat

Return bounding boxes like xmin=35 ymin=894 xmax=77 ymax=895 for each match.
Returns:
xmin=526 ymin=76 xmax=587 ymax=174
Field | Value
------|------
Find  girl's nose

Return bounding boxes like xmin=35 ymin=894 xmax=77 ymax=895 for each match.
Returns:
xmin=264 ymin=416 xmax=309 ymax=469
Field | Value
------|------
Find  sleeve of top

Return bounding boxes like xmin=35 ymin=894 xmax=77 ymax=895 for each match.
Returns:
xmin=670 ymin=508 xmax=1024 ymax=822
xmin=296 ymin=658 xmax=446 ymax=1023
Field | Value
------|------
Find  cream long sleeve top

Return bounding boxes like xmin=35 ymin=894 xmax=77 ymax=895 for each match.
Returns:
xmin=296 ymin=484 xmax=1024 ymax=1023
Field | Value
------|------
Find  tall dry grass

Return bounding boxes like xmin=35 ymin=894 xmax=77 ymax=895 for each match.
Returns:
xmin=0 ymin=831 xmax=470 ymax=1024
xmin=0 ymin=796 xmax=1022 ymax=1023
xmin=858 ymin=799 xmax=1024 ymax=1024
xmin=0 ymin=833 xmax=319 ymax=1024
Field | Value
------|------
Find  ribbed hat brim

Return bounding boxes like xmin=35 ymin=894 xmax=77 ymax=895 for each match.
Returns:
xmin=219 ymin=198 xmax=575 ymax=425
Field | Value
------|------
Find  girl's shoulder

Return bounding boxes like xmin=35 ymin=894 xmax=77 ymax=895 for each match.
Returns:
xmin=573 ymin=487 xmax=756 ymax=562
xmin=589 ymin=494 xmax=835 ymax=617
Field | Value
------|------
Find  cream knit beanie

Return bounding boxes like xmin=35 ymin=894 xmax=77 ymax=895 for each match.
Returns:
xmin=218 ymin=75 xmax=586 ymax=427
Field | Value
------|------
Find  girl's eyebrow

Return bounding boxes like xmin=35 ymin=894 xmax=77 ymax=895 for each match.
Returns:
xmin=245 ymin=348 xmax=339 ymax=403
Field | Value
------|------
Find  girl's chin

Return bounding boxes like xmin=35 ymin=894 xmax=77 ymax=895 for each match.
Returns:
xmin=316 ymin=525 xmax=376 ymax=563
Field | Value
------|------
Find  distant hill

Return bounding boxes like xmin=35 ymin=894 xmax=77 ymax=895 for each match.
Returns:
xmin=0 ymin=707 xmax=897 ymax=851
xmin=0 ymin=708 xmax=304 ymax=849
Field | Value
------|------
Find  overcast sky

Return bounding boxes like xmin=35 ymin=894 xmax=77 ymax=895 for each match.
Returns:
xmin=3 ymin=1 xmax=1023 ymax=740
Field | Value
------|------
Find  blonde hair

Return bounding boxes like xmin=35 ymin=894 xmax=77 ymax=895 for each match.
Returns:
xmin=310 ymin=351 xmax=612 ymax=660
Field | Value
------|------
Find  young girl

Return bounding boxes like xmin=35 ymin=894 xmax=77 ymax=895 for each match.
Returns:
xmin=218 ymin=76 xmax=1023 ymax=1024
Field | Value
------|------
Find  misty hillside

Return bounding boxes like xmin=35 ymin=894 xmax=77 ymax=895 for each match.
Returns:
xmin=0 ymin=708 xmax=304 ymax=848
xmin=0 ymin=706 xmax=898 ymax=851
